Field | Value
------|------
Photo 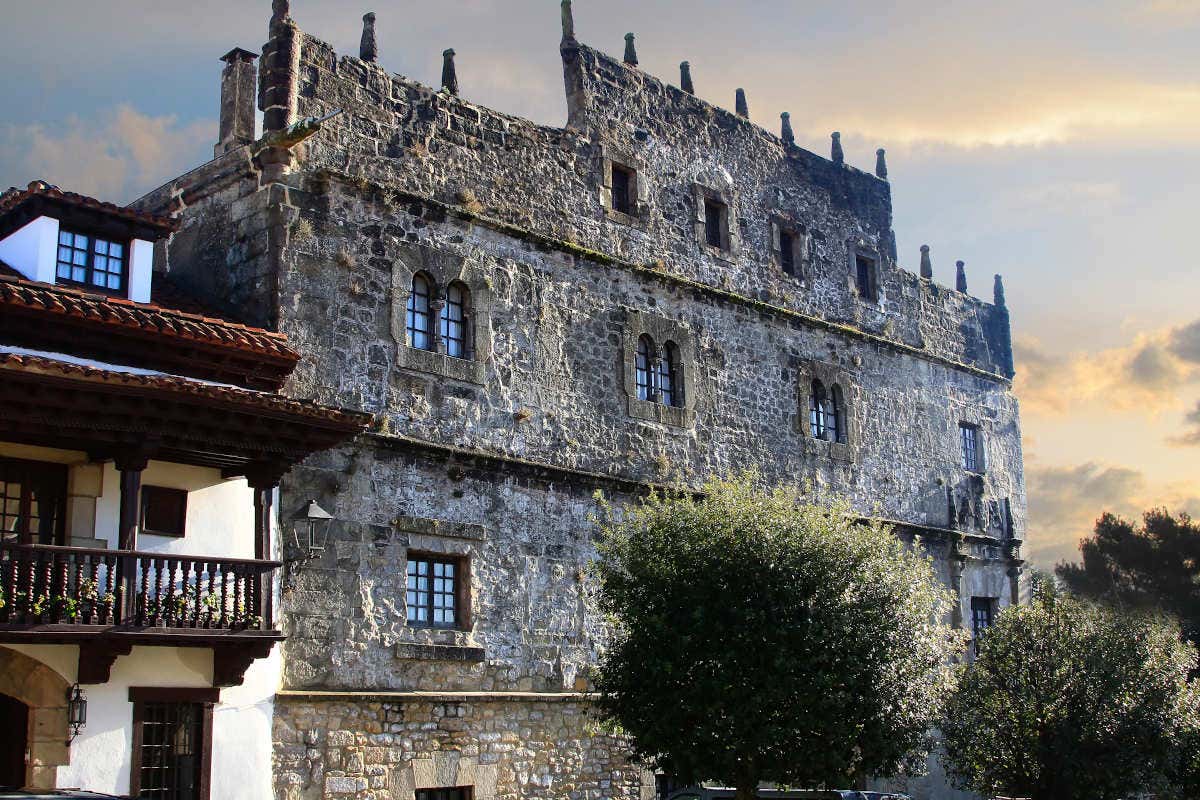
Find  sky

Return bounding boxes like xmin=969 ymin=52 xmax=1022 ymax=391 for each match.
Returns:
xmin=2 ymin=0 xmax=1198 ymax=569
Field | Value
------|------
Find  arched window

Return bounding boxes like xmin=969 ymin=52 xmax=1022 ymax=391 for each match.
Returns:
xmin=407 ymin=274 xmax=433 ymax=351
xmin=810 ymin=379 xmax=839 ymax=441
xmin=657 ymin=341 xmax=682 ymax=407
xmin=636 ymin=335 xmax=654 ymax=401
xmin=441 ymin=281 xmax=469 ymax=359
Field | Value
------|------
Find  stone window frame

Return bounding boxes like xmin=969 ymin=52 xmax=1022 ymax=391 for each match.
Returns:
xmin=692 ymin=183 xmax=739 ymax=260
xmin=391 ymin=245 xmax=491 ymax=385
xmin=796 ymin=360 xmax=859 ymax=462
xmin=395 ymin=515 xmax=485 ymax=660
xmin=770 ymin=213 xmax=810 ymax=280
xmin=599 ymin=144 xmax=649 ymax=225
xmin=847 ymin=238 xmax=881 ymax=304
xmin=622 ymin=309 xmax=698 ymax=428
xmin=954 ymin=410 xmax=990 ymax=475
xmin=392 ymin=752 xmax=499 ymax=800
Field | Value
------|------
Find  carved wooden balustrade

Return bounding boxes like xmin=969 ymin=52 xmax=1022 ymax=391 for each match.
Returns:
xmin=0 ymin=542 xmax=279 ymax=632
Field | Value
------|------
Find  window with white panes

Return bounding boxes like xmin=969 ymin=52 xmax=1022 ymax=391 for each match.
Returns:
xmin=56 ymin=229 xmax=127 ymax=292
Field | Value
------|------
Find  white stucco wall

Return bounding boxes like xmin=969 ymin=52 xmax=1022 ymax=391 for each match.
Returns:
xmin=94 ymin=460 xmax=257 ymax=560
xmin=0 ymin=215 xmax=58 ymax=283
xmin=1 ymin=444 xmax=281 ymax=799
xmin=5 ymin=643 xmax=280 ymax=799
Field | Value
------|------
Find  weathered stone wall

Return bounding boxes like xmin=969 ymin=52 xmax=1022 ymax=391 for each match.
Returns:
xmin=134 ymin=10 xmax=1028 ymax=800
xmin=274 ymin=695 xmax=652 ymax=800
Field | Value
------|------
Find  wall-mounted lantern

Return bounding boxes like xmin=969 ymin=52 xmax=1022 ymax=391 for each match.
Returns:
xmin=291 ymin=500 xmax=332 ymax=558
xmin=66 ymin=684 xmax=87 ymax=744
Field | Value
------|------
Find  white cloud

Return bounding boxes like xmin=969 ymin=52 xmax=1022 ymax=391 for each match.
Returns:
xmin=0 ymin=105 xmax=212 ymax=203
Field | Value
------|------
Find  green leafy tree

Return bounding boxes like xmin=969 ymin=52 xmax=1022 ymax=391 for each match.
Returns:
xmin=1056 ymin=509 xmax=1200 ymax=650
xmin=941 ymin=584 xmax=1199 ymax=800
xmin=591 ymin=476 xmax=965 ymax=800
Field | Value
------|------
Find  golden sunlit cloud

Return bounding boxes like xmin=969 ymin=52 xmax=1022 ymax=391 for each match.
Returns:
xmin=1025 ymin=460 xmax=1200 ymax=567
xmin=1014 ymin=322 xmax=1200 ymax=416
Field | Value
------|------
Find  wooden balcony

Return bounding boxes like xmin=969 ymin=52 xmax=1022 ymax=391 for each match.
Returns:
xmin=0 ymin=542 xmax=283 ymax=686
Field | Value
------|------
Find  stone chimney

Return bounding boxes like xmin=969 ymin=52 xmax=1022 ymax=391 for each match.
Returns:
xmin=216 ymin=48 xmax=258 ymax=157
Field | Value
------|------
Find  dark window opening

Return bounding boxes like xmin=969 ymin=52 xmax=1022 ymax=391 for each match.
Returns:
xmin=56 ymin=229 xmax=127 ymax=293
xmin=407 ymin=554 xmax=465 ymax=628
xmin=779 ymin=229 xmax=796 ymax=274
xmin=855 ymin=255 xmax=875 ymax=300
xmin=415 ymin=789 xmax=473 ymax=800
xmin=809 ymin=380 xmax=843 ymax=443
xmin=141 ymin=486 xmax=188 ymax=538
xmin=0 ymin=457 xmax=67 ymax=546
xmin=130 ymin=690 xmax=215 ymax=800
xmin=960 ymin=423 xmax=982 ymax=472
xmin=440 ymin=281 xmax=470 ymax=359
xmin=704 ymin=199 xmax=726 ymax=249
xmin=636 ymin=335 xmax=654 ymax=401
xmin=657 ymin=341 xmax=682 ymax=408
xmin=611 ymin=164 xmax=635 ymax=215
xmin=971 ymin=596 xmax=997 ymax=656
xmin=407 ymin=274 xmax=434 ymax=351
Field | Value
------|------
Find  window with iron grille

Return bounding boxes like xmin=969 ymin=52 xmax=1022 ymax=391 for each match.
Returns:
xmin=704 ymin=199 xmax=726 ymax=249
xmin=129 ymin=689 xmax=216 ymax=800
xmin=415 ymin=789 xmax=473 ymax=800
xmin=406 ymin=555 xmax=463 ymax=628
xmin=971 ymin=596 xmax=997 ymax=655
xmin=0 ymin=457 xmax=67 ymax=546
xmin=809 ymin=381 xmax=842 ymax=442
xmin=611 ymin=163 xmax=635 ymax=215
xmin=56 ymin=229 xmax=127 ymax=293
xmin=960 ymin=423 xmax=982 ymax=472
xmin=440 ymin=282 xmax=469 ymax=359
xmin=657 ymin=342 xmax=682 ymax=407
xmin=407 ymin=274 xmax=434 ymax=351
xmin=636 ymin=335 xmax=654 ymax=401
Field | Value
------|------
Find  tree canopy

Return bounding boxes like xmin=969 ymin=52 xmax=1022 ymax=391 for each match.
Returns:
xmin=591 ymin=476 xmax=965 ymax=800
xmin=941 ymin=584 xmax=1200 ymax=800
xmin=1056 ymin=508 xmax=1200 ymax=650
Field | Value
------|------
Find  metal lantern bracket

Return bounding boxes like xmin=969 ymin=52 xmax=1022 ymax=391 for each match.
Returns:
xmin=66 ymin=683 xmax=87 ymax=745
xmin=290 ymin=499 xmax=333 ymax=560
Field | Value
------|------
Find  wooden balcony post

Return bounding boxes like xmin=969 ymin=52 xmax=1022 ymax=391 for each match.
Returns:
xmin=247 ymin=466 xmax=283 ymax=630
xmin=114 ymin=452 xmax=149 ymax=623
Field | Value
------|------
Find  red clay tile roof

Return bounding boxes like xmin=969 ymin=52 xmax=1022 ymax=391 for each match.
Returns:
xmin=0 ymin=351 xmax=371 ymax=430
xmin=0 ymin=273 xmax=299 ymax=364
xmin=0 ymin=180 xmax=179 ymax=236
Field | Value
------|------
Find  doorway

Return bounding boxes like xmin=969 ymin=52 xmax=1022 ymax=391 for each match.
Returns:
xmin=0 ymin=692 xmax=28 ymax=788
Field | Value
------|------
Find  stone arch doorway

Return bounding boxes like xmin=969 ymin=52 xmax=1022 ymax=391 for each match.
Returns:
xmin=0 ymin=647 xmax=70 ymax=790
xmin=0 ymin=693 xmax=28 ymax=788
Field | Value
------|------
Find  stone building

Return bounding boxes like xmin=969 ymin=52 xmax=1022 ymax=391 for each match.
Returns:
xmin=131 ymin=2 xmax=1027 ymax=798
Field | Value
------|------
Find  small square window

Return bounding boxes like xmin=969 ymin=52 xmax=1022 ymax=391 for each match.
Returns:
xmin=406 ymin=554 xmax=467 ymax=628
xmin=141 ymin=486 xmax=188 ymax=537
xmin=960 ymin=423 xmax=983 ymax=473
xmin=611 ymin=163 xmax=635 ymax=216
xmin=55 ymin=228 xmax=127 ymax=293
xmin=704 ymin=199 xmax=726 ymax=250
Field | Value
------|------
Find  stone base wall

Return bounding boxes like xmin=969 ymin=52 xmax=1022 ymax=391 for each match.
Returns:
xmin=274 ymin=695 xmax=654 ymax=800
